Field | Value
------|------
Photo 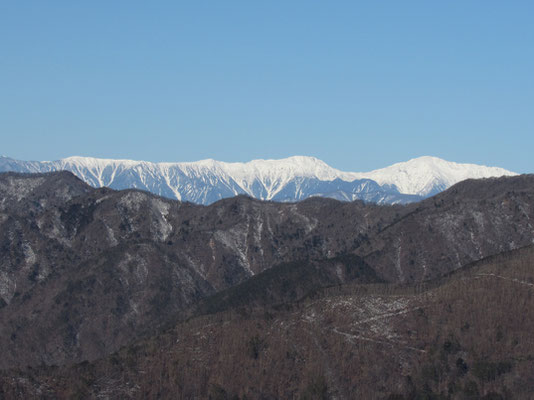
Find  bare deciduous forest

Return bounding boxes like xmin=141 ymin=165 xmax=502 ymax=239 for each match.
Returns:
xmin=1 ymin=172 xmax=534 ymax=398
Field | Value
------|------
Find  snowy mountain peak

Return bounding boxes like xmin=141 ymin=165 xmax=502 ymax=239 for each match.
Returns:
xmin=221 ymin=156 xmax=344 ymax=183
xmin=0 ymin=155 xmax=518 ymax=204
xmin=354 ymin=156 xmax=518 ymax=196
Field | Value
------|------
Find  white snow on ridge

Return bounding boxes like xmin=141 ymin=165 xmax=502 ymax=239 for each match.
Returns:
xmin=353 ymin=156 xmax=517 ymax=196
xmin=220 ymin=156 xmax=358 ymax=199
xmin=0 ymin=155 xmax=518 ymax=200
xmin=44 ymin=155 xmax=360 ymax=200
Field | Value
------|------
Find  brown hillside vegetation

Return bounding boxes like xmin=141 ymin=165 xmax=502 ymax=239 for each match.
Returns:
xmin=1 ymin=171 xmax=534 ymax=398
xmin=2 ymin=245 xmax=534 ymax=399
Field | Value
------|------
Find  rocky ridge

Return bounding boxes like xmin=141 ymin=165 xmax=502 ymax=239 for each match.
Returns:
xmin=0 ymin=171 xmax=533 ymax=371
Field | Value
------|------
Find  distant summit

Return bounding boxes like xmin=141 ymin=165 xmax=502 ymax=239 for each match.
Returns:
xmin=352 ymin=156 xmax=517 ymax=197
xmin=0 ymin=155 xmax=517 ymax=205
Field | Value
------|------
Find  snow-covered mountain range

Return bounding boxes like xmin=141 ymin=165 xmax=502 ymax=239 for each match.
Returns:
xmin=0 ymin=155 xmax=517 ymax=205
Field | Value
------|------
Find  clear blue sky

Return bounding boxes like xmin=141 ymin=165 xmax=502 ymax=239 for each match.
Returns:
xmin=1 ymin=1 xmax=533 ymax=172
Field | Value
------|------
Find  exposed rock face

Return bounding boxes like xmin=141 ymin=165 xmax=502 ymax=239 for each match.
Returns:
xmin=0 ymin=171 xmax=534 ymax=370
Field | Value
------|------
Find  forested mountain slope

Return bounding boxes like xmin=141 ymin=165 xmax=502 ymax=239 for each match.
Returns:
xmin=0 ymin=171 xmax=533 ymax=371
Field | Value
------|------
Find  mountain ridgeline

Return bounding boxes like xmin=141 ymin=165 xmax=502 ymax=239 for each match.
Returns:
xmin=0 ymin=155 xmax=516 ymax=205
xmin=1 ymin=170 xmax=534 ymax=398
